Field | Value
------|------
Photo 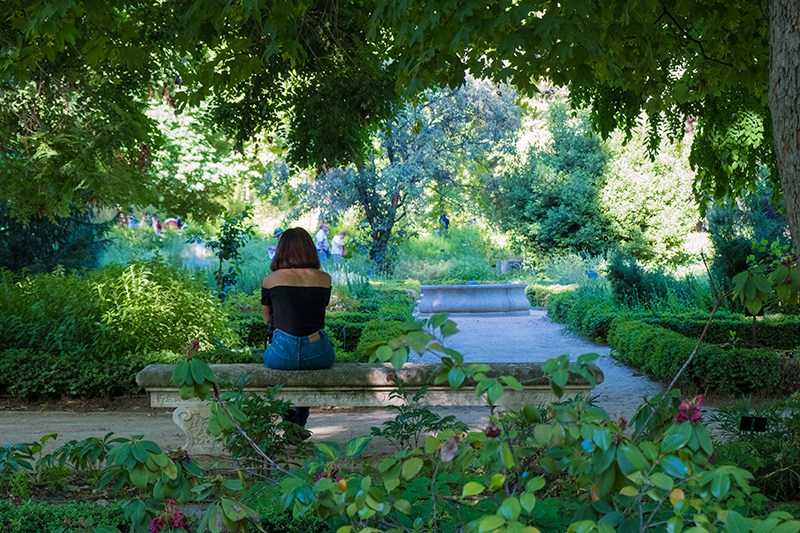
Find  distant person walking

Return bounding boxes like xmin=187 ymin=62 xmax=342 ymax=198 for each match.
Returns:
xmin=331 ymin=231 xmax=346 ymax=264
xmin=315 ymin=223 xmax=329 ymax=263
xmin=439 ymin=212 xmax=450 ymax=232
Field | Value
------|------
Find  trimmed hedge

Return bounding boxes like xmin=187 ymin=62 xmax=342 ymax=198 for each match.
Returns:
xmin=548 ymin=291 xmax=800 ymax=351
xmin=326 ymin=311 xmax=372 ymax=353
xmin=354 ymin=319 xmax=406 ymax=359
xmin=546 ymin=291 xmax=578 ymax=322
xmin=0 ymin=347 xmax=260 ymax=399
xmin=607 ymin=318 xmax=783 ymax=394
xmin=547 ymin=291 xmax=618 ymax=341
xmin=526 ymin=284 xmax=578 ymax=307
xmin=639 ymin=315 xmax=800 ymax=350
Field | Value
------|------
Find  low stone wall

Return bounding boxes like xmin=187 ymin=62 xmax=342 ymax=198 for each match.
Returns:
xmin=136 ymin=362 xmax=603 ymax=454
xmin=417 ymin=283 xmax=531 ymax=316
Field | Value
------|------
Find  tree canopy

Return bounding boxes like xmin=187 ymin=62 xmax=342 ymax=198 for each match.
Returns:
xmin=264 ymin=76 xmax=521 ymax=262
xmin=1 ymin=0 xmax=398 ymax=220
xmin=372 ymin=0 xmax=799 ymax=252
xmin=2 ymin=0 xmax=798 ymax=254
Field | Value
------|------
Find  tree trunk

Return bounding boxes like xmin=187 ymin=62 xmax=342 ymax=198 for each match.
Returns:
xmin=769 ymin=0 xmax=800 ymax=266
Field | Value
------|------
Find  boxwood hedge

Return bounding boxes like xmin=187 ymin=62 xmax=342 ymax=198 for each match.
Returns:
xmin=607 ymin=318 xmax=785 ymax=394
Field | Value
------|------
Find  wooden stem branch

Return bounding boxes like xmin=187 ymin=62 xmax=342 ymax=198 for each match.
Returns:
xmin=211 ymin=382 xmax=297 ymax=478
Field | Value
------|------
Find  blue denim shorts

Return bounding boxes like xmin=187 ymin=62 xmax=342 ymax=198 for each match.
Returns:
xmin=263 ymin=329 xmax=335 ymax=370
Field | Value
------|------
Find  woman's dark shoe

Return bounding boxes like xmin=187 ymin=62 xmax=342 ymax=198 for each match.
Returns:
xmin=286 ymin=425 xmax=312 ymax=445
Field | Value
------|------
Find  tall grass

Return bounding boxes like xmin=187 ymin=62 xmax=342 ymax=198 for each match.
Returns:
xmin=541 ymin=253 xmax=608 ymax=286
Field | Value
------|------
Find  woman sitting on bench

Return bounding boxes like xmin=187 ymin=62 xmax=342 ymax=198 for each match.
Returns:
xmin=261 ymin=227 xmax=335 ymax=440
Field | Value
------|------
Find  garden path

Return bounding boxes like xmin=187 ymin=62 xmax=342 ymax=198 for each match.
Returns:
xmin=414 ymin=309 xmax=665 ymax=419
xmin=0 ymin=309 xmax=663 ymax=455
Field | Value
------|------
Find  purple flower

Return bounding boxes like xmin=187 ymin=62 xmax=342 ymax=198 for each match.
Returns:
xmin=674 ymin=395 xmax=704 ymax=424
xmin=149 ymin=517 xmax=165 ymax=533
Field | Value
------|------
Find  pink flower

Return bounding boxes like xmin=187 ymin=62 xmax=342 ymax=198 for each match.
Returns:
xmin=674 ymin=395 xmax=704 ymax=424
xmin=149 ymin=517 xmax=165 ymax=533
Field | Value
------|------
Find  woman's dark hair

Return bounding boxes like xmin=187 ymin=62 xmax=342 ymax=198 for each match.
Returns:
xmin=271 ymin=227 xmax=320 ymax=271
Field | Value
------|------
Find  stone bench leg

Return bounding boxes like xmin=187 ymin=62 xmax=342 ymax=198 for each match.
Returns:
xmin=173 ymin=405 xmax=215 ymax=455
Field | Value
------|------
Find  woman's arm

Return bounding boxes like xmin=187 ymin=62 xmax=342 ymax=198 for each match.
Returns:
xmin=261 ymin=275 xmax=273 ymax=324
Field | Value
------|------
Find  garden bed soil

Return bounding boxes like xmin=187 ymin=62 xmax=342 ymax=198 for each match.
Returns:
xmin=0 ymin=395 xmax=150 ymax=413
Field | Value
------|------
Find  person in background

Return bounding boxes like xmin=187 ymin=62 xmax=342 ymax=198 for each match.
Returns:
xmin=151 ymin=213 xmax=162 ymax=235
xmin=261 ymin=227 xmax=335 ymax=440
xmin=331 ymin=230 xmax=346 ymax=264
xmin=268 ymin=228 xmax=284 ymax=261
xmin=116 ymin=205 xmax=128 ymax=228
xmin=439 ymin=212 xmax=450 ymax=231
xmin=314 ymin=223 xmax=329 ymax=263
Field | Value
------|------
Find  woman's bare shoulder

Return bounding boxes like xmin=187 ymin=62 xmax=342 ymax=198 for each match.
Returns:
xmin=317 ymin=270 xmax=332 ymax=287
xmin=265 ymin=268 xmax=330 ymax=288
xmin=262 ymin=270 xmax=284 ymax=288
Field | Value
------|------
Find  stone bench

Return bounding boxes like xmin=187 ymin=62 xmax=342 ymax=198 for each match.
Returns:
xmin=417 ymin=283 xmax=531 ymax=316
xmin=136 ymin=362 xmax=603 ymax=454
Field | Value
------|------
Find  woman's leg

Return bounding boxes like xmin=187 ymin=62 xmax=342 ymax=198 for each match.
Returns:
xmin=283 ymin=331 xmax=335 ymax=430
xmin=263 ymin=331 xmax=310 ymax=431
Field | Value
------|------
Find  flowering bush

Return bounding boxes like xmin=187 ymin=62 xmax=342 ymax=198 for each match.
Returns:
xmin=171 ymin=314 xmax=798 ymax=533
xmin=148 ymin=500 xmax=190 ymax=533
xmin=7 ymin=314 xmax=799 ymax=533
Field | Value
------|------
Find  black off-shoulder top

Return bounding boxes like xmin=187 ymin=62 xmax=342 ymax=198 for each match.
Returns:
xmin=261 ymin=285 xmax=331 ymax=337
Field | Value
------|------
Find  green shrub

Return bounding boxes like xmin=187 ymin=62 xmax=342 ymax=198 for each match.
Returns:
xmin=93 ymin=259 xmax=236 ymax=352
xmin=326 ymin=311 xmax=372 ymax=353
xmin=710 ymin=397 xmax=800 ymax=501
xmin=525 ymin=283 xmax=577 ymax=307
xmin=0 ymin=258 xmax=233 ymax=356
xmin=231 ymin=314 xmax=272 ymax=348
xmin=0 ymin=258 xmax=238 ymax=399
xmin=547 ymin=288 xmax=618 ymax=341
xmin=0 ymin=348 xmax=146 ymax=398
xmin=0 ymin=205 xmax=114 ymax=273
xmin=378 ymin=301 xmax=413 ymax=321
xmin=0 ymin=500 xmax=127 ymax=532
xmin=608 ymin=318 xmax=782 ymax=393
xmin=640 ymin=315 xmax=800 ymax=350
xmin=564 ymin=298 xmax=617 ymax=340
xmin=778 ymin=356 xmax=800 ymax=396
xmin=390 ymin=230 xmax=497 ymax=284
xmin=606 ymin=252 xmax=672 ymax=303
xmin=546 ymin=290 xmax=577 ymax=322
xmin=354 ymin=319 xmax=406 ymax=359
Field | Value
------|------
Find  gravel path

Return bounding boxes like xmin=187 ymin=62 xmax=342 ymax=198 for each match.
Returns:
xmin=0 ymin=309 xmax=664 ymax=452
xmin=414 ymin=309 xmax=665 ymax=417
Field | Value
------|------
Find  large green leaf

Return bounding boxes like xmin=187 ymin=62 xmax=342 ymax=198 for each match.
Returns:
xmin=661 ymin=422 xmax=692 ymax=453
xmin=462 ymin=481 xmax=485 ymax=497
xmin=345 ymin=436 xmax=372 ymax=459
